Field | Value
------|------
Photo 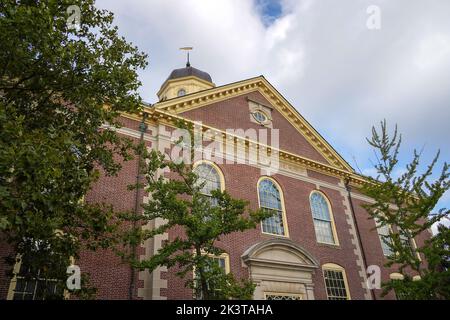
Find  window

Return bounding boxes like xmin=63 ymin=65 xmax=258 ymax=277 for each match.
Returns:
xmin=322 ymin=263 xmax=350 ymax=300
xmin=258 ymin=178 xmax=287 ymax=236
xmin=193 ymin=161 xmax=224 ymax=206
xmin=399 ymin=232 xmax=415 ymax=255
xmin=397 ymin=227 xmax=422 ymax=260
xmin=9 ymin=261 xmax=63 ymax=300
xmin=208 ymin=254 xmax=229 ymax=273
xmin=177 ymin=88 xmax=186 ymax=97
xmin=265 ymin=293 xmax=302 ymax=300
xmin=389 ymin=273 xmax=406 ymax=300
xmin=310 ymin=191 xmax=338 ymax=245
xmin=375 ymin=219 xmax=393 ymax=256
xmin=252 ymin=110 xmax=268 ymax=124
xmin=248 ymin=100 xmax=273 ymax=127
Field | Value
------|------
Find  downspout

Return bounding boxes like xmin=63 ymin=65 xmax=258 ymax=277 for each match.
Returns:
xmin=344 ymin=178 xmax=376 ymax=300
xmin=129 ymin=111 xmax=148 ymax=300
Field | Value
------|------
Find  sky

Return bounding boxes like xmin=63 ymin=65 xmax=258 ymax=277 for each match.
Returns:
xmin=96 ymin=0 xmax=450 ymax=233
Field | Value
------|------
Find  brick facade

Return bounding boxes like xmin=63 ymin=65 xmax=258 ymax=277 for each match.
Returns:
xmin=0 ymin=74 xmax=431 ymax=300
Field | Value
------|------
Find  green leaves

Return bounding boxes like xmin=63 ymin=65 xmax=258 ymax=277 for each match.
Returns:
xmin=361 ymin=120 xmax=449 ymax=299
xmin=0 ymin=0 xmax=147 ymax=298
xmin=119 ymin=146 xmax=270 ymax=300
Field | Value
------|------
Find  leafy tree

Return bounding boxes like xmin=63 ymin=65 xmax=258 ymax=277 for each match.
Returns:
xmin=361 ymin=120 xmax=449 ymax=299
xmin=120 ymin=123 xmax=272 ymax=300
xmin=0 ymin=0 xmax=147 ymax=298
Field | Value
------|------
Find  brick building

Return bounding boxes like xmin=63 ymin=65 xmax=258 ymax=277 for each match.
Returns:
xmin=1 ymin=63 xmax=431 ymax=300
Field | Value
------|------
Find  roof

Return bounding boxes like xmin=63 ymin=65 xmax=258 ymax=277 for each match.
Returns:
xmin=164 ymin=66 xmax=213 ymax=85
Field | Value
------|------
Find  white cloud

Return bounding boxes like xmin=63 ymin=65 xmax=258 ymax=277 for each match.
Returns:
xmin=96 ymin=0 xmax=450 ymax=210
xmin=431 ymin=216 xmax=449 ymax=235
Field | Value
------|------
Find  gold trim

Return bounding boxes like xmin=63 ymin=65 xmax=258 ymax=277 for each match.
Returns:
xmin=193 ymin=160 xmax=226 ymax=192
xmin=152 ymin=76 xmax=354 ymax=172
xmin=389 ymin=272 xmax=404 ymax=280
xmin=120 ymin=110 xmax=367 ymax=187
xmin=6 ymin=257 xmax=21 ymax=300
xmin=157 ymin=75 xmax=215 ymax=98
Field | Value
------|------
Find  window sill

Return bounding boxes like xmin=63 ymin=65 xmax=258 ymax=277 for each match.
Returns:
xmin=317 ymin=242 xmax=341 ymax=249
xmin=261 ymin=232 xmax=289 ymax=239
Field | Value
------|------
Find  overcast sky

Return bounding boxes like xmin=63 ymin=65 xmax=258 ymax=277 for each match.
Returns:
xmin=96 ymin=0 xmax=450 ymax=232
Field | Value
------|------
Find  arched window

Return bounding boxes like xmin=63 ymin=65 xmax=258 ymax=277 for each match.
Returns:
xmin=193 ymin=161 xmax=224 ymax=205
xmin=177 ymin=88 xmax=186 ymax=97
xmin=310 ymin=191 xmax=338 ymax=245
xmin=375 ymin=218 xmax=393 ymax=256
xmin=322 ymin=263 xmax=351 ymax=300
xmin=258 ymin=178 xmax=288 ymax=236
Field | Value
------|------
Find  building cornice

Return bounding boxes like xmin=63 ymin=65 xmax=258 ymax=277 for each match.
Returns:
xmin=121 ymin=109 xmax=367 ymax=188
xmin=157 ymin=75 xmax=215 ymax=98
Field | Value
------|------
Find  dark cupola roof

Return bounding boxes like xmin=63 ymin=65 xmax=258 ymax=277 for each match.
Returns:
xmin=165 ymin=65 xmax=213 ymax=84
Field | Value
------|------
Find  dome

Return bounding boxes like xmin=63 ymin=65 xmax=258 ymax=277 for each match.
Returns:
xmin=165 ymin=66 xmax=213 ymax=84
xmin=157 ymin=63 xmax=215 ymax=100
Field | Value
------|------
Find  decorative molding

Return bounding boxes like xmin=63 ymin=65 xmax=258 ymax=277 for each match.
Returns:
xmin=242 ymin=238 xmax=319 ymax=300
xmin=120 ymin=111 xmax=367 ymax=188
xmin=242 ymin=238 xmax=319 ymax=269
xmin=338 ymin=181 xmax=372 ymax=300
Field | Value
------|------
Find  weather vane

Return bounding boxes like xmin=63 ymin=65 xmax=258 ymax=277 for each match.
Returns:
xmin=179 ymin=47 xmax=193 ymax=67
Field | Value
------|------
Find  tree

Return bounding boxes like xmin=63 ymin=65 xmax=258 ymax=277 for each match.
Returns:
xmin=120 ymin=123 xmax=272 ymax=300
xmin=361 ymin=120 xmax=450 ymax=299
xmin=0 ymin=0 xmax=147 ymax=298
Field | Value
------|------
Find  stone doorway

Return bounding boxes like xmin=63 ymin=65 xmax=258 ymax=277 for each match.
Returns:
xmin=242 ymin=238 xmax=319 ymax=300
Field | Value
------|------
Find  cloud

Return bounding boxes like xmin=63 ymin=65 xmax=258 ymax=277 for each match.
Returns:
xmin=431 ymin=216 xmax=449 ymax=235
xmin=96 ymin=0 xmax=450 ymax=211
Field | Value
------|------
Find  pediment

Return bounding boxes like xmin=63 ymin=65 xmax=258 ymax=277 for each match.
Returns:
xmin=153 ymin=76 xmax=353 ymax=172
xmin=242 ymin=238 xmax=319 ymax=270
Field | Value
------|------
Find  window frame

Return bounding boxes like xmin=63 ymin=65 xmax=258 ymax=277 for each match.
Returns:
xmin=257 ymin=176 xmax=289 ymax=238
xmin=193 ymin=160 xmax=225 ymax=193
xmin=375 ymin=218 xmax=394 ymax=257
xmin=309 ymin=191 xmax=339 ymax=246
xmin=192 ymin=251 xmax=231 ymax=299
xmin=7 ymin=256 xmax=70 ymax=300
xmin=192 ymin=251 xmax=231 ymax=276
xmin=397 ymin=229 xmax=422 ymax=261
xmin=252 ymin=110 xmax=269 ymax=124
xmin=264 ymin=292 xmax=303 ymax=300
xmin=322 ymin=263 xmax=351 ymax=300
xmin=177 ymin=88 xmax=186 ymax=97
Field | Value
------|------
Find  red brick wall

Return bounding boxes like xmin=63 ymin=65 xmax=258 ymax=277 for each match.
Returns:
xmin=351 ymin=196 xmax=398 ymax=300
xmin=77 ymin=120 xmax=149 ymax=300
xmin=0 ymin=239 xmax=14 ymax=300
xmin=165 ymin=163 xmax=368 ymax=299
xmin=0 ymin=97 xmax=434 ymax=301
xmin=350 ymin=194 xmax=430 ymax=300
